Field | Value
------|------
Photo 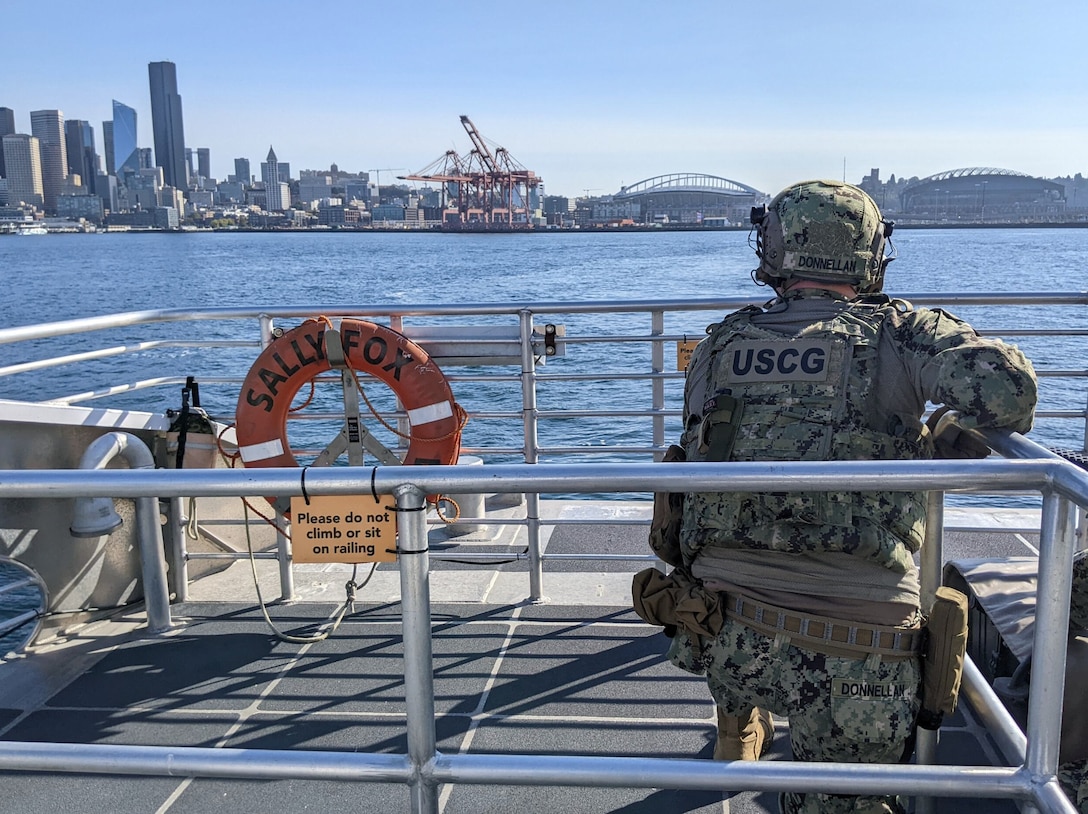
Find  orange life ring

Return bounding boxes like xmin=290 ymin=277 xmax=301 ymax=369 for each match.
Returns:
xmin=235 ymin=319 xmax=463 ymax=507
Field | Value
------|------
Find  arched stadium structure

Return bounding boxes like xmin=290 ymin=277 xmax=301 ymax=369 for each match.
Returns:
xmin=900 ymin=168 xmax=1065 ymax=221
xmin=611 ymin=173 xmax=765 ymax=225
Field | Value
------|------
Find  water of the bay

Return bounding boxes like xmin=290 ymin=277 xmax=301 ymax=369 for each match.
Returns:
xmin=1 ymin=227 xmax=1083 ymax=448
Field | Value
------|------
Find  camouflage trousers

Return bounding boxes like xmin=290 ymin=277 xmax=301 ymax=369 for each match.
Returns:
xmin=669 ymin=616 xmax=921 ymax=814
xmin=1059 ymin=760 xmax=1088 ymax=813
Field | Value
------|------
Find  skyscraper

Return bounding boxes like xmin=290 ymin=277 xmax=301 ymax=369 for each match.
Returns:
xmin=148 ymin=61 xmax=187 ymax=190
xmin=234 ymin=157 xmax=250 ymax=185
xmin=112 ymin=100 xmax=139 ymax=177
xmin=0 ymin=107 xmax=15 ymax=178
xmin=197 ymin=147 xmax=210 ymax=181
xmin=2 ymin=133 xmax=44 ymax=208
xmin=30 ymin=109 xmax=67 ymax=213
xmin=101 ymin=120 xmax=114 ymax=175
xmin=64 ymin=119 xmax=98 ymax=193
xmin=262 ymin=146 xmax=288 ymax=211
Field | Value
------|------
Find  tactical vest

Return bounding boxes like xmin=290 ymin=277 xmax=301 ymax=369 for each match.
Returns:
xmin=679 ymin=299 xmax=931 ymax=572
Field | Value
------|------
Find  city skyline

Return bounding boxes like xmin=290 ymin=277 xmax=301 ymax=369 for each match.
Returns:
xmin=2 ymin=1 xmax=1088 ymax=198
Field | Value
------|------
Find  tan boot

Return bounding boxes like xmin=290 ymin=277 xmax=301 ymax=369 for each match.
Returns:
xmin=713 ymin=706 xmax=774 ymax=761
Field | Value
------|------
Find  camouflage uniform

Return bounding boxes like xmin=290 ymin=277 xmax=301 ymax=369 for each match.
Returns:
xmin=673 ymin=180 xmax=1038 ymax=814
xmin=1071 ymin=554 xmax=1088 ymax=633
xmin=1059 ymin=555 xmax=1088 ymax=812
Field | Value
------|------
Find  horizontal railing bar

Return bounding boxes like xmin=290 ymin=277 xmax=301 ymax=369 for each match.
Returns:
xmin=0 ymin=341 xmax=256 ymax=378
xmin=185 ymin=552 xmax=277 ymax=560
xmin=0 ymin=611 xmax=39 ymax=637
xmin=0 ymin=293 xmax=1083 ymax=344
xmin=0 ymin=458 xmax=1084 ymax=506
xmin=0 ymin=577 xmax=36 ymax=597
xmin=0 ymin=739 xmax=1034 ymax=800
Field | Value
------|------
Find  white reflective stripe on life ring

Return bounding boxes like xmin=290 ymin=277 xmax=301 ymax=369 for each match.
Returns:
xmin=406 ymin=400 xmax=454 ymax=426
xmin=239 ymin=438 xmax=286 ymax=463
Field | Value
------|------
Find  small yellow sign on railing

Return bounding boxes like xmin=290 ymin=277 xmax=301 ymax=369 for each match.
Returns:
xmin=676 ymin=340 xmax=700 ymax=372
xmin=289 ymin=494 xmax=398 ymax=563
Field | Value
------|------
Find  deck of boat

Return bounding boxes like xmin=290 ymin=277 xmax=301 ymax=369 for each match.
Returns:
xmin=0 ymin=500 xmax=1041 ymax=813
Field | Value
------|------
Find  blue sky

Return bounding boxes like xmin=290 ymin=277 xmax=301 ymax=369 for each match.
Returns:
xmin=5 ymin=0 xmax=1087 ymax=197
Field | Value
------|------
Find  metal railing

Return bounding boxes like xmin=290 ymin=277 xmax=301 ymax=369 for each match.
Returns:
xmin=0 ymin=449 xmax=1084 ymax=813
xmin=1 ymin=293 xmax=1085 ymax=604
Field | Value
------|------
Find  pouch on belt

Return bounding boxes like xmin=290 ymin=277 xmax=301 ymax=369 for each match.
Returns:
xmin=917 ymin=586 xmax=969 ymax=730
xmin=631 ymin=567 xmax=724 ymax=639
xmin=648 ymin=444 xmax=687 ymax=567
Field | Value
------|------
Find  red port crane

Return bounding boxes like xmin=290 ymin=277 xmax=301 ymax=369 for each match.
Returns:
xmin=401 ymin=116 xmax=542 ymax=230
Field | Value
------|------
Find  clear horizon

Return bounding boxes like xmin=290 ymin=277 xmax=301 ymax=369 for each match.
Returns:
xmin=5 ymin=0 xmax=1087 ymax=198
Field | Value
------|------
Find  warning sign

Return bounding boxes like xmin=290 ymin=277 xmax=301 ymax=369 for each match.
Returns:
xmin=676 ymin=340 xmax=700 ymax=372
xmin=289 ymin=494 xmax=398 ymax=563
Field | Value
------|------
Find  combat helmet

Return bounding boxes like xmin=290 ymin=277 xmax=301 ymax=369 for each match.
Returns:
xmin=750 ymin=179 xmax=894 ymax=293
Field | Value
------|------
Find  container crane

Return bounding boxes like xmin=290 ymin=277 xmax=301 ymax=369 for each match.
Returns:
xmin=401 ymin=116 xmax=542 ymax=230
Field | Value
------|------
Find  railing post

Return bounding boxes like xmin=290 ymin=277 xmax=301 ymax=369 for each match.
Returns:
xmin=395 ymin=482 xmax=439 ymax=814
xmin=519 ymin=309 xmax=546 ymax=602
xmin=277 ymin=510 xmax=294 ymax=602
xmin=651 ymin=309 xmax=665 ymax=460
xmin=168 ymin=496 xmax=189 ymax=602
xmin=914 ymin=490 xmax=946 ymax=814
xmin=1024 ymin=493 xmax=1075 ymax=787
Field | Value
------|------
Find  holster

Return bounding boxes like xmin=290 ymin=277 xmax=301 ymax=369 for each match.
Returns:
xmin=917 ymin=586 xmax=969 ymax=730
xmin=631 ymin=567 xmax=724 ymax=639
xmin=648 ymin=444 xmax=687 ymax=566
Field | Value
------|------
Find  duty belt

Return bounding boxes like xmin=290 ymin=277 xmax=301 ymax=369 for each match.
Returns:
xmin=725 ymin=594 xmax=922 ymax=661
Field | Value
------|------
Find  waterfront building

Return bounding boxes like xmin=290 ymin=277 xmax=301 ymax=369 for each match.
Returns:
xmin=233 ymin=157 xmax=250 ymax=185
xmin=343 ymin=179 xmax=370 ymax=206
xmin=56 ymin=193 xmax=104 ymax=224
xmin=126 ymin=166 xmax=165 ymax=210
xmin=0 ymin=107 xmax=15 ymax=178
xmin=299 ymin=174 xmax=333 ymax=206
xmin=111 ymin=101 xmax=139 ymax=178
xmin=30 ymin=110 xmax=67 ymax=213
xmin=148 ymin=61 xmax=188 ymax=191
xmin=1 ymin=134 xmax=44 ymax=209
xmin=96 ymin=173 xmax=119 ymax=213
xmin=216 ymin=180 xmax=245 ymax=204
xmin=64 ymin=119 xmax=98 ymax=194
xmin=372 ymin=203 xmax=405 ymax=223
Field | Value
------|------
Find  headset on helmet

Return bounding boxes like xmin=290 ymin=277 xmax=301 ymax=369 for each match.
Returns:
xmin=749 ymin=179 xmax=895 ymax=294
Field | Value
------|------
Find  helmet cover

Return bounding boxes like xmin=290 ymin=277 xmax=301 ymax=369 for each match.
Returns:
xmin=752 ymin=180 xmax=892 ymax=293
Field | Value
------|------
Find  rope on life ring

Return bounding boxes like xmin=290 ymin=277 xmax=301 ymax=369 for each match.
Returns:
xmin=234 ymin=318 xmax=465 ymax=512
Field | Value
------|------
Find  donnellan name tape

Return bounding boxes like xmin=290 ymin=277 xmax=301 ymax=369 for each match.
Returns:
xmin=289 ymin=494 xmax=397 ymax=563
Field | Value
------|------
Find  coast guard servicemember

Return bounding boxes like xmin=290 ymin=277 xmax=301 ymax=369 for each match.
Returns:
xmin=633 ymin=179 xmax=1037 ymax=814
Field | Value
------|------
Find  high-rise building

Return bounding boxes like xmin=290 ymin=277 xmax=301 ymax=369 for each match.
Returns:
xmin=138 ymin=148 xmax=153 ymax=170
xmin=148 ymin=61 xmax=187 ymax=190
xmin=197 ymin=147 xmax=210 ymax=181
xmin=112 ymin=101 xmax=139 ymax=177
xmin=30 ymin=109 xmax=67 ymax=213
xmin=1 ymin=133 xmax=44 ymax=208
xmin=0 ymin=107 xmax=16 ymax=178
xmin=101 ymin=120 xmax=114 ymax=175
xmin=64 ymin=119 xmax=98 ymax=194
xmin=233 ymin=157 xmax=250 ymax=185
xmin=262 ymin=146 xmax=288 ymax=211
